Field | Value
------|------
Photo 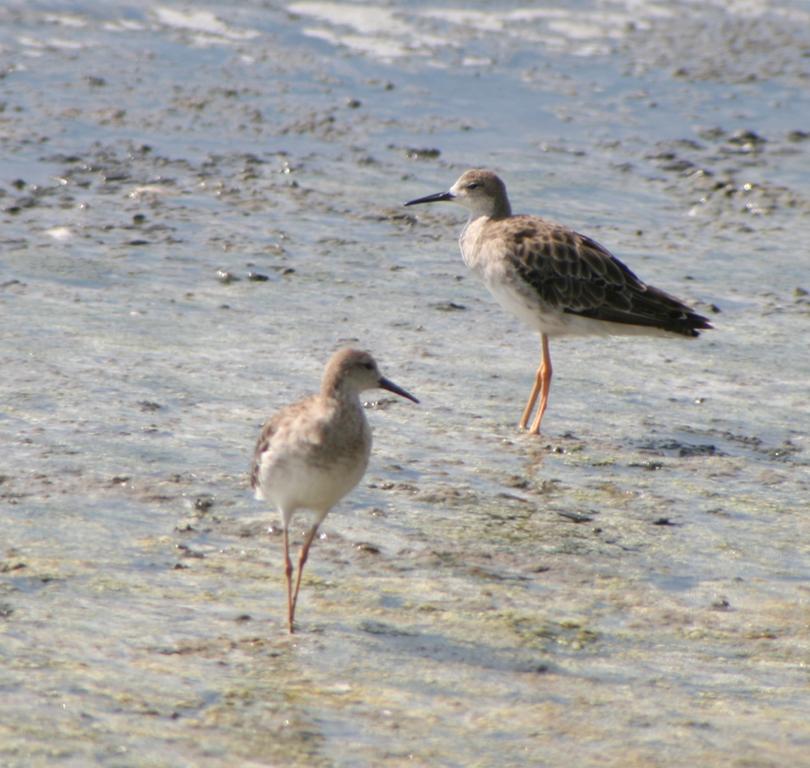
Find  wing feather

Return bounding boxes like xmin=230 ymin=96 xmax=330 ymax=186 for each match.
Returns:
xmin=504 ymin=217 xmax=711 ymax=336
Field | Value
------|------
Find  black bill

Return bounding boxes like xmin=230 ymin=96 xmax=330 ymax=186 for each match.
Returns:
xmin=404 ymin=191 xmax=454 ymax=206
xmin=378 ymin=377 xmax=419 ymax=403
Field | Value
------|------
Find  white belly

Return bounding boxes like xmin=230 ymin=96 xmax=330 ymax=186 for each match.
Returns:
xmin=257 ymin=453 xmax=368 ymax=518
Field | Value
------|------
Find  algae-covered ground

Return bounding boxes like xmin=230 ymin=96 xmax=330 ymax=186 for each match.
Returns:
xmin=1 ymin=2 xmax=808 ymax=766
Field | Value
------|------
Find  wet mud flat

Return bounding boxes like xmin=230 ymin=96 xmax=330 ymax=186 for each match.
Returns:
xmin=1 ymin=2 xmax=809 ymax=767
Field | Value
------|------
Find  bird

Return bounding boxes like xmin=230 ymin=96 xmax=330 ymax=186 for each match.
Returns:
xmin=250 ymin=348 xmax=418 ymax=633
xmin=405 ymin=168 xmax=712 ymax=435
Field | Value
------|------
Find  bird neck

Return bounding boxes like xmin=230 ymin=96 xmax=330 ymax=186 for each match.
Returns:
xmin=491 ymin=195 xmax=512 ymax=219
xmin=467 ymin=197 xmax=511 ymax=221
xmin=320 ymin=375 xmax=364 ymax=406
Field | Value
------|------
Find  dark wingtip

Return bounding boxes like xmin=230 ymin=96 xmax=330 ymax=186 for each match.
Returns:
xmin=687 ymin=312 xmax=714 ymax=336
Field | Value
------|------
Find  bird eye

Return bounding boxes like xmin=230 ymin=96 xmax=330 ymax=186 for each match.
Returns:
xmin=466 ymin=182 xmax=480 ymax=190
xmin=363 ymin=362 xmax=374 ymax=370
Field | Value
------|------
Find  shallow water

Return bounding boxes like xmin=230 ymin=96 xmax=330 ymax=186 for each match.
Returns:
xmin=2 ymin=1 xmax=809 ymax=766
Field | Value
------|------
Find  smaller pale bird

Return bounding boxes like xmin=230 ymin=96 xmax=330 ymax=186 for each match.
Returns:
xmin=405 ymin=169 xmax=711 ymax=434
xmin=251 ymin=348 xmax=418 ymax=633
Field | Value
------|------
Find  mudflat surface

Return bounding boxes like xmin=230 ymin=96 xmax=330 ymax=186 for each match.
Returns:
xmin=1 ymin=2 xmax=808 ymax=766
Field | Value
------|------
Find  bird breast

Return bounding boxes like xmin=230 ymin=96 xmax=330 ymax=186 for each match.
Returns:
xmin=254 ymin=398 xmax=372 ymax=514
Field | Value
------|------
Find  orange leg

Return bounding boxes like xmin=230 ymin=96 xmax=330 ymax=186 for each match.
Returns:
xmin=289 ymin=523 xmax=320 ymax=633
xmin=518 ymin=334 xmax=552 ymax=435
xmin=283 ymin=527 xmax=294 ymax=633
xmin=519 ymin=373 xmax=542 ymax=430
xmin=528 ymin=335 xmax=552 ymax=435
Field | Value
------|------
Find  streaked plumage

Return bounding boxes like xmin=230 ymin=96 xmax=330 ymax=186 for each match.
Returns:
xmin=405 ymin=169 xmax=711 ymax=434
xmin=251 ymin=348 xmax=417 ymax=633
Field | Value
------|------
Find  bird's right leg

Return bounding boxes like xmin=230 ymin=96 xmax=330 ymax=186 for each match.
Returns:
xmin=283 ymin=526 xmax=294 ymax=633
xmin=527 ymin=335 xmax=552 ymax=435
xmin=289 ymin=523 xmax=320 ymax=632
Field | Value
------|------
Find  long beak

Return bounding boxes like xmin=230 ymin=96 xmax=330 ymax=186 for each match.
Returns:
xmin=404 ymin=191 xmax=454 ymax=206
xmin=378 ymin=376 xmax=419 ymax=404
